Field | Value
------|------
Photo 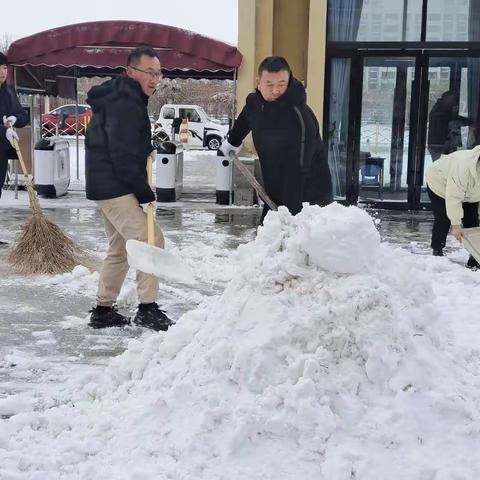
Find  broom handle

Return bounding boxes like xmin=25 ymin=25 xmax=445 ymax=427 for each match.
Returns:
xmin=12 ymin=138 xmax=30 ymax=178
xmin=146 ymin=155 xmax=155 ymax=246
xmin=5 ymin=120 xmax=29 ymax=178
xmin=229 ymin=152 xmax=278 ymax=211
xmin=8 ymin=124 xmax=42 ymax=213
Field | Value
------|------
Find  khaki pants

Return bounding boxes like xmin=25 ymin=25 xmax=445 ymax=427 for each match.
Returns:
xmin=95 ymin=194 xmax=164 ymax=306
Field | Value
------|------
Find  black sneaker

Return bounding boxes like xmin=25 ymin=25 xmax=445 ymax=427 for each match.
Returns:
xmin=89 ymin=306 xmax=130 ymax=328
xmin=133 ymin=303 xmax=174 ymax=331
xmin=466 ymin=255 xmax=480 ymax=270
xmin=432 ymin=248 xmax=444 ymax=256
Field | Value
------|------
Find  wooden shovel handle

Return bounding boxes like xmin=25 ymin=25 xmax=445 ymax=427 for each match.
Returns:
xmin=230 ymin=153 xmax=278 ymax=211
xmin=146 ymin=155 xmax=155 ymax=246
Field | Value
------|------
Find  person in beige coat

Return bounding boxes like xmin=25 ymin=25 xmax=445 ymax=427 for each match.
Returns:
xmin=426 ymin=145 xmax=480 ymax=268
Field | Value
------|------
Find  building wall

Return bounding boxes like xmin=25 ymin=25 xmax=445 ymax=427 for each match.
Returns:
xmin=272 ymin=0 xmax=309 ymax=80
xmin=237 ymin=0 xmax=327 ymax=132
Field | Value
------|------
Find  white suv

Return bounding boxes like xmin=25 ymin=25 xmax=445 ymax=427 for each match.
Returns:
xmin=156 ymin=104 xmax=228 ymax=150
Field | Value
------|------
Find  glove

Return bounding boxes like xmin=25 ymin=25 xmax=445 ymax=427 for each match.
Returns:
xmin=5 ymin=127 xmax=19 ymax=146
xmin=219 ymin=139 xmax=240 ymax=158
xmin=140 ymin=202 xmax=154 ymax=213
xmin=3 ymin=115 xmax=17 ymax=127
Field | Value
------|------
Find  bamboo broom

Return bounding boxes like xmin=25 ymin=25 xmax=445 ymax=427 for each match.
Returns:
xmin=7 ymin=128 xmax=86 ymax=275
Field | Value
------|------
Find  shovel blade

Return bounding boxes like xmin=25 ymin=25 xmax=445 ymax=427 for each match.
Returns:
xmin=126 ymin=239 xmax=195 ymax=285
xmin=462 ymin=227 xmax=480 ymax=264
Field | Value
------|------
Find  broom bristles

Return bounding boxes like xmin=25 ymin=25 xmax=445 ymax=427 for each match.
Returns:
xmin=8 ymin=183 xmax=88 ymax=275
xmin=7 ymin=213 xmax=86 ymax=275
xmin=6 ymin=140 xmax=88 ymax=276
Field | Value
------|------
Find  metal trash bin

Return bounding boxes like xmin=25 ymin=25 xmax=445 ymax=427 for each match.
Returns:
xmin=216 ymin=150 xmax=233 ymax=205
xmin=155 ymin=141 xmax=183 ymax=202
xmin=33 ymin=137 xmax=70 ymax=197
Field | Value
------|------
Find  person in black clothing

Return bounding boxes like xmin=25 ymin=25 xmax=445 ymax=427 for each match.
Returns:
xmin=85 ymin=46 xmax=173 ymax=331
xmin=427 ymin=91 xmax=472 ymax=161
xmin=0 ymin=52 xmax=29 ymax=200
xmin=220 ymin=56 xmax=332 ymax=222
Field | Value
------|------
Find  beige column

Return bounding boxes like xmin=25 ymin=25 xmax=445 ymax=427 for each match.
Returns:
xmin=237 ymin=0 xmax=274 ymax=112
xmin=237 ymin=0 xmax=275 ymax=152
xmin=306 ymin=0 xmax=328 ymax=130
xmin=273 ymin=0 xmax=309 ymax=80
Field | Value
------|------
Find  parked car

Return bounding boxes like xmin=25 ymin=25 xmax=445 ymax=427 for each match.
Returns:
xmin=157 ymin=104 xmax=228 ymax=150
xmin=41 ymin=104 xmax=92 ymax=137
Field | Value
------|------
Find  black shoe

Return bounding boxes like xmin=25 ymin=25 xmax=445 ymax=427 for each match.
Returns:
xmin=89 ymin=305 xmax=130 ymax=328
xmin=133 ymin=303 xmax=174 ymax=331
xmin=466 ymin=255 xmax=480 ymax=270
xmin=432 ymin=248 xmax=444 ymax=256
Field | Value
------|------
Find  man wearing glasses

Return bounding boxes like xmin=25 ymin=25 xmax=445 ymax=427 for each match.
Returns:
xmin=85 ymin=45 xmax=173 ymax=331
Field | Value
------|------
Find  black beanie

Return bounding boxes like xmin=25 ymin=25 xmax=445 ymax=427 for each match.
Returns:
xmin=0 ymin=52 xmax=8 ymax=66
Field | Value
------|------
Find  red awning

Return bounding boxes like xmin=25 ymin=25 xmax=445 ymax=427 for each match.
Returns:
xmin=7 ymin=20 xmax=242 ymax=96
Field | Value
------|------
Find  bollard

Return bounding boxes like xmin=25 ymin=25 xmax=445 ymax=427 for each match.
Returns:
xmin=216 ymin=150 xmax=233 ymax=205
xmin=155 ymin=141 xmax=177 ymax=202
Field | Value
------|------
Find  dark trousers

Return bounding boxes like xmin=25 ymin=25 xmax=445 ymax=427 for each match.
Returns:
xmin=427 ymin=186 xmax=479 ymax=249
xmin=0 ymin=151 xmax=9 ymax=199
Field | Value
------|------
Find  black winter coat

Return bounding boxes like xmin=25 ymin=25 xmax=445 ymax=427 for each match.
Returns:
xmin=85 ymin=76 xmax=154 ymax=203
xmin=0 ymin=83 xmax=29 ymax=154
xmin=227 ymin=77 xmax=332 ymax=217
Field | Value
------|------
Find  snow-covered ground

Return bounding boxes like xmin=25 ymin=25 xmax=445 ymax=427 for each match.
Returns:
xmin=1 ymin=202 xmax=480 ymax=479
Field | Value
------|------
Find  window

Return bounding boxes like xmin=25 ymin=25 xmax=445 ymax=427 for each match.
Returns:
xmin=328 ymin=0 xmax=422 ymax=41
xmin=328 ymin=0 xmax=478 ymax=42
xmin=162 ymin=107 xmax=175 ymax=119
xmin=426 ymin=0 xmax=472 ymax=41
xmin=179 ymin=108 xmax=201 ymax=123
xmin=56 ymin=106 xmax=76 ymax=116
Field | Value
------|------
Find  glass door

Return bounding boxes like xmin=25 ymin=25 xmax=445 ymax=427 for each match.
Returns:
xmin=326 ymin=51 xmax=480 ymax=209
xmin=358 ymin=57 xmax=416 ymax=204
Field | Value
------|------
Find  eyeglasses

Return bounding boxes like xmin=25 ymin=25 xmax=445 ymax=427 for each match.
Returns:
xmin=130 ymin=66 xmax=163 ymax=80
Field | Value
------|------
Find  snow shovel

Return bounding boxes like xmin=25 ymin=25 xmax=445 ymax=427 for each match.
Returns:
xmin=126 ymin=155 xmax=195 ymax=285
xmin=461 ymin=227 xmax=480 ymax=265
xmin=229 ymin=152 xmax=278 ymax=211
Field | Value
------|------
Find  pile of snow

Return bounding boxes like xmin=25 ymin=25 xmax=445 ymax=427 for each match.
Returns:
xmin=2 ymin=203 xmax=480 ymax=479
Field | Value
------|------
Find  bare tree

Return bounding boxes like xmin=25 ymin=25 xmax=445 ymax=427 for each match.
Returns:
xmin=0 ymin=34 xmax=12 ymax=54
xmin=150 ymin=78 xmax=235 ymax=119
xmin=47 ymin=76 xmax=236 ymax=120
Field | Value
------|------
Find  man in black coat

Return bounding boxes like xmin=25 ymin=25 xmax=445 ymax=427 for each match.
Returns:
xmin=85 ymin=46 xmax=172 ymax=331
xmin=427 ymin=91 xmax=472 ymax=161
xmin=220 ymin=56 xmax=332 ymax=222
xmin=0 ymin=52 xmax=29 ymax=200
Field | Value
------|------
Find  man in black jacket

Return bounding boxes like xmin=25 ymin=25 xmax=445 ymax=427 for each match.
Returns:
xmin=220 ymin=56 xmax=332 ymax=222
xmin=85 ymin=46 xmax=172 ymax=331
xmin=0 ymin=52 xmax=29 ymax=200
xmin=427 ymin=91 xmax=472 ymax=161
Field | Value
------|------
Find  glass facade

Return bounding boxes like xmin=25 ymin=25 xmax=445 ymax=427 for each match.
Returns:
xmin=328 ymin=0 xmax=480 ymax=42
xmin=427 ymin=0 xmax=480 ymax=41
xmin=326 ymin=0 xmax=480 ymax=208
xmin=328 ymin=0 xmax=422 ymax=41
